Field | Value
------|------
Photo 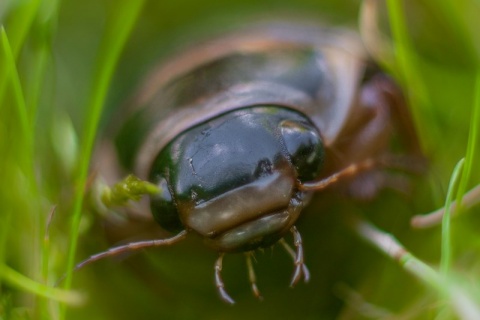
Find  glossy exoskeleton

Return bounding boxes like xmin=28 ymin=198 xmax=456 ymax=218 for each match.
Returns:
xmin=82 ymin=22 xmax=423 ymax=304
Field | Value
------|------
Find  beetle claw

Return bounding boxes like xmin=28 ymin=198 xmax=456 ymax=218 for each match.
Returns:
xmin=280 ymin=227 xmax=310 ymax=287
xmin=289 ymin=264 xmax=311 ymax=287
xmin=290 ymin=226 xmax=309 ymax=287
xmin=218 ymin=287 xmax=235 ymax=305
xmin=290 ymin=265 xmax=303 ymax=287
xmin=215 ymin=253 xmax=235 ymax=305
xmin=302 ymin=264 xmax=311 ymax=283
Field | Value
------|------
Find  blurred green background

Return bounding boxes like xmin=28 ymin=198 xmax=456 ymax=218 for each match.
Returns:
xmin=1 ymin=0 xmax=480 ymax=319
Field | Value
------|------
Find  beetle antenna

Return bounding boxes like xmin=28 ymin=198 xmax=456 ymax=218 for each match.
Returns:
xmin=300 ymin=158 xmax=377 ymax=192
xmin=56 ymin=230 xmax=188 ymax=286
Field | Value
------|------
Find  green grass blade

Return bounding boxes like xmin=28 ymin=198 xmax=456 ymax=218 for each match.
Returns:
xmin=0 ymin=211 xmax=12 ymax=289
xmin=385 ymin=0 xmax=439 ymax=152
xmin=0 ymin=264 xmax=84 ymax=305
xmin=23 ymin=0 xmax=60 ymax=178
xmin=3 ymin=0 xmax=41 ymax=58
xmin=456 ymin=71 xmax=480 ymax=209
xmin=26 ymin=49 xmax=48 ymax=134
xmin=0 ymin=27 xmax=11 ymax=276
xmin=0 ymin=12 xmax=43 ymax=313
xmin=351 ymin=215 xmax=480 ymax=319
xmin=433 ymin=0 xmax=478 ymax=64
xmin=0 ymin=27 xmax=33 ymax=170
xmin=61 ymin=0 xmax=146 ymax=317
xmin=385 ymin=0 xmax=428 ymax=109
xmin=0 ymin=26 xmax=35 ymax=280
xmin=440 ymin=158 xmax=465 ymax=275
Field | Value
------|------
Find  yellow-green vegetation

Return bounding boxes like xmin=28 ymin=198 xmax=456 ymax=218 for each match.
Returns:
xmin=1 ymin=0 xmax=479 ymax=319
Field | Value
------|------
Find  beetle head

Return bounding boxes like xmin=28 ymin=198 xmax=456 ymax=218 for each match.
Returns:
xmin=149 ymin=106 xmax=324 ymax=252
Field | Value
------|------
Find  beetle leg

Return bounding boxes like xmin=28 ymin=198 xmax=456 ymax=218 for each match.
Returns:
xmin=57 ymin=230 xmax=188 ymax=285
xmin=245 ymin=252 xmax=263 ymax=300
xmin=214 ymin=253 xmax=235 ymax=305
xmin=411 ymin=184 xmax=480 ymax=228
xmin=285 ymin=226 xmax=310 ymax=287
xmin=373 ymin=74 xmax=424 ymax=157
xmin=345 ymin=74 xmax=426 ymax=198
xmin=279 ymin=238 xmax=310 ymax=285
xmin=331 ymin=73 xmax=424 ymax=165
xmin=313 ymin=74 xmax=426 ymax=198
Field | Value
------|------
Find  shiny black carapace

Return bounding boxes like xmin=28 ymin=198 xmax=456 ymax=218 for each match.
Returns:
xmin=80 ymin=22 xmax=423 ymax=304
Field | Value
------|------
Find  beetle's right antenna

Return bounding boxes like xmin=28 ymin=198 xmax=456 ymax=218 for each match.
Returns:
xmin=57 ymin=230 xmax=188 ymax=285
xmin=299 ymin=158 xmax=377 ymax=192
xmin=299 ymin=154 xmax=426 ymax=194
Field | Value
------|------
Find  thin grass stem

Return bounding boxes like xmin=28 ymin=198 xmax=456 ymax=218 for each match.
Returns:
xmin=385 ymin=0 xmax=438 ymax=152
xmin=456 ymin=71 xmax=480 ymax=210
xmin=441 ymin=158 xmax=464 ymax=275
xmin=0 ymin=264 xmax=84 ymax=305
xmin=348 ymin=214 xmax=480 ymax=319
xmin=61 ymin=1 xmax=145 ymax=318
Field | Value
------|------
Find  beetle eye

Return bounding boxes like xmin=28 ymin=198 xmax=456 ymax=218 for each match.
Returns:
xmin=150 ymin=177 xmax=183 ymax=233
xmin=254 ymin=158 xmax=274 ymax=178
xmin=279 ymin=119 xmax=324 ymax=182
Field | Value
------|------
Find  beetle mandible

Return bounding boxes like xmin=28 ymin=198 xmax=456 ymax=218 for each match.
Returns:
xmin=78 ymin=22 xmax=423 ymax=304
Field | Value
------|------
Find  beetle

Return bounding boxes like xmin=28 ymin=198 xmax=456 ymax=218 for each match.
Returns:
xmin=78 ymin=21 xmax=424 ymax=304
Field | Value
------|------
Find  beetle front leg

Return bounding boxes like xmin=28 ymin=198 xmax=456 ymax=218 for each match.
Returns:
xmin=214 ymin=253 xmax=235 ymax=305
xmin=279 ymin=238 xmax=310 ymax=285
xmin=245 ymin=252 xmax=263 ymax=300
xmin=279 ymin=226 xmax=310 ymax=287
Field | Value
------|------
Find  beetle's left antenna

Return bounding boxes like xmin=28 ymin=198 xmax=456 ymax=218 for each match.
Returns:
xmin=57 ymin=230 xmax=188 ymax=285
